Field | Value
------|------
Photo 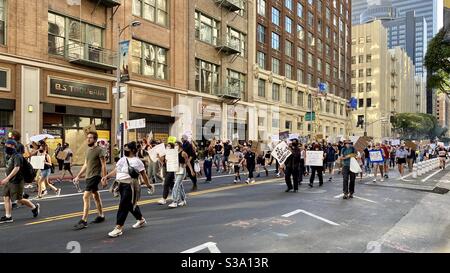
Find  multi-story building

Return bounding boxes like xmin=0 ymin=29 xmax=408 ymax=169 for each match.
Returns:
xmin=436 ymin=93 xmax=450 ymax=136
xmin=253 ymin=0 xmax=352 ymax=143
xmin=351 ymin=21 xmax=426 ymax=142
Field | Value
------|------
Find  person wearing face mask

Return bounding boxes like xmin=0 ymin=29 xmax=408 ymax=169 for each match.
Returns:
xmin=72 ymin=132 xmax=107 ymax=230
xmin=181 ymin=135 xmax=197 ymax=191
xmin=395 ymin=145 xmax=409 ymax=178
xmin=340 ymin=140 xmax=357 ymax=199
xmin=308 ymin=144 xmax=325 ymax=187
xmin=101 ymin=141 xmax=153 ymax=238
xmin=243 ymin=146 xmax=256 ymax=184
xmin=158 ymin=141 xmax=176 ymax=205
xmin=168 ymin=141 xmax=193 ymax=208
xmin=36 ymin=145 xmax=61 ymax=198
xmin=0 ymin=140 xmax=40 ymax=224
xmin=282 ymin=139 xmax=301 ymax=193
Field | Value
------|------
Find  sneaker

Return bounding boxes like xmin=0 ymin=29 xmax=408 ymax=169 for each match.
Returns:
xmin=56 ymin=188 xmax=61 ymax=196
xmin=384 ymin=174 xmax=389 ymax=179
xmin=343 ymin=194 xmax=348 ymax=200
xmin=74 ymin=219 xmax=88 ymax=230
xmin=178 ymin=200 xmax=187 ymax=207
xmin=380 ymin=178 xmax=384 ymax=182
xmin=191 ymin=185 xmax=198 ymax=191
xmin=41 ymin=190 xmax=48 ymax=196
xmin=168 ymin=202 xmax=178 ymax=208
xmin=132 ymin=218 xmax=147 ymax=229
xmin=31 ymin=203 xmax=40 ymax=218
xmin=108 ymin=228 xmax=123 ymax=238
xmin=91 ymin=216 xmax=105 ymax=224
xmin=24 ymin=184 xmax=34 ymax=189
xmin=308 ymin=183 xmax=313 ymax=188
xmin=158 ymin=199 xmax=167 ymax=205
xmin=276 ymin=173 xmax=281 ymax=178
xmin=245 ymin=179 xmax=250 ymax=184
xmin=233 ymin=179 xmax=237 ymax=183
xmin=328 ymin=177 xmax=332 ymax=182
xmin=0 ymin=216 xmax=13 ymax=224
xmin=373 ymin=179 xmax=377 ymax=183
xmin=349 ymin=194 xmax=354 ymax=199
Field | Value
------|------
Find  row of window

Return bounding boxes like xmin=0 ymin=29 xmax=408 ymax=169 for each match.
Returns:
xmin=351 ymin=82 xmax=372 ymax=92
xmin=259 ymin=116 xmax=345 ymax=134
xmin=351 ymin=68 xmax=372 ymax=78
xmin=351 ymin=36 xmax=372 ymax=45
xmin=358 ymin=98 xmax=372 ymax=108
xmin=351 ymin=54 xmax=372 ymax=64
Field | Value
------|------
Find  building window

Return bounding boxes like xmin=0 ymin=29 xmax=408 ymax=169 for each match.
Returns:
xmin=298 ymin=119 xmax=304 ymax=130
xmin=272 ymin=83 xmax=280 ymax=101
xmin=307 ymin=52 xmax=313 ymax=68
xmin=359 ymin=55 xmax=364 ymax=63
xmin=257 ymin=0 xmax=266 ymax=16
xmin=272 ymin=118 xmax=279 ymax=128
xmin=308 ymin=11 xmax=314 ymax=26
xmin=257 ymin=24 xmax=266 ymax=44
xmin=286 ymin=87 xmax=293 ymax=104
xmin=308 ymin=32 xmax=314 ymax=47
xmin=132 ymin=0 xmax=168 ymax=26
xmin=271 ymin=32 xmax=280 ymax=51
xmin=358 ymin=83 xmax=364 ymax=92
xmin=297 ymin=47 xmax=304 ymax=63
xmin=367 ymin=98 xmax=372 ymax=107
xmin=48 ymin=13 xmax=66 ymax=55
xmin=195 ymin=59 xmax=219 ymax=94
xmin=285 ymin=40 xmax=293 ymax=57
xmin=340 ymin=104 xmax=344 ymax=115
xmin=307 ymin=73 xmax=313 ymax=87
xmin=351 ymin=56 xmax=356 ymax=64
xmin=297 ymin=3 xmax=304 ymax=17
xmin=298 ymin=91 xmax=304 ymax=107
xmin=366 ymin=68 xmax=372 ymax=77
xmin=325 ymin=100 xmax=330 ymax=112
xmin=358 ymin=69 xmax=364 ymax=77
xmin=333 ymin=102 xmax=337 ymax=114
xmin=0 ymin=68 xmax=9 ymax=91
xmin=195 ymin=11 xmax=219 ymax=45
xmin=366 ymin=35 xmax=372 ymax=43
xmin=366 ymin=54 xmax=372 ymax=63
xmin=351 ymin=70 xmax=356 ymax=78
xmin=272 ymin=7 xmax=280 ymax=26
xmin=0 ymin=0 xmax=5 ymax=45
xmin=131 ymin=40 xmax=168 ymax=80
xmin=359 ymin=99 xmax=364 ymax=108
xmin=258 ymin=79 xmax=266 ymax=97
xmin=272 ymin=57 xmax=280 ymax=74
xmin=297 ymin=69 xmax=304 ymax=83
xmin=286 ymin=17 xmax=293 ymax=34
xmin=227 ymin=27 xmax=246 ymax=56
xmin=285 ymin=0 xmax=293 ymax=10
xmin=307 ymin=94 xmax=312 ymax=109
xmin=258 ymin=117 xmax=265 ymax=126
xmin=285 ymin=64 xmax=293 ymax=79
xmin=227 ymin=69 xmax=245 ymax=98
xmin=366 ymin=82 xmax=372 ymax=92
xmin=285 ymin=120 xmax=292 ymax=130
xmin=359 ymin=37 xmax=364 ymax=44
xmin=351 ymin=84 xmax=356 ymax=93
xmin=257 ymin=51 xmax=266 ymax=69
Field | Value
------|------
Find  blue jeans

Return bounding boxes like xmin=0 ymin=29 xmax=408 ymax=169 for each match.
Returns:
xmin=204 ymin=158 xmax=213 ymax=181
xmin=213 ymin=154 xmax=222 ymax=171
xmin=172 ymin=168 xmax=186 ymax=203
xmin=365 ymin=160 xmax=371 ymax=174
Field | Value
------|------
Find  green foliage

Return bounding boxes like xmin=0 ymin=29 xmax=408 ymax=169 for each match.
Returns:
xmin=425 ymin=29 xmax=450 ymax=93
xmin=391 ymin=113 xmax=447 ymax=140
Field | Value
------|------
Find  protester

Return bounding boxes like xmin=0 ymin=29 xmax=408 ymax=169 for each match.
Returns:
xmin=168 ymin=141 xmax=192 ymax=208
xmin=395 ymin=144 xmax=409 ymax=178
xmin=256 ymin=151 xmax=268 ymax=177
xmin=243 ymin=146 xmax=256 ymax=184
xmin=0 ymin=139 xmax=40 ymax=224
xmin=325 ymin=143 xmax=336 ymax=182
xmin=158 ymin=141 xmax=176 ymax=205
xmin=371 ymin=143 xmax=385 ymax=183
xmin=340 ymin=140 xmax=357 ymax=199
xmin=181 ymin=135 xmax=197 ymax=191
xmin=308 ymin=144 xmax=324 ymax=187
xmin=55 ymin=143 xmax=64 ymax=171
xmin=232 ymin=146 xmax=244 ymax=183
xmin=213 ymin=140 xmax=223 ymax=173
xmin=37 ymin=145 xmax=61 ymax=198
xmin=283 ymin=139 xmax=301 ymax=193
xmin=222 ymin=140 xmax=232 ymax=173
xmin=73 ymin=132 xmax=107 ymax=230
xmin=203 ymin=141 xmax=214 ymax=183
xmin=438 ymin=145 xmax=447 ymax=169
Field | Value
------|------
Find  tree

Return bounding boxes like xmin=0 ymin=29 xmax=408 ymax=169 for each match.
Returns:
xmin=391 ymin=113 xmax=447 ymax=140
xmin=424 ymin=29 xmax=450 ymax=94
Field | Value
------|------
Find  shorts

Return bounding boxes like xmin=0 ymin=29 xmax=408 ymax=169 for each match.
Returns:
xmin=3 ymin=181 xmax=24 ymax=201
xmin=397 ymin=158 xmax=406 ymax=165
xmin=64 ymin=163 xmax=71 ymax=171
xmin=326 ymin=162 xmax=335 ymax=169
xmin=85 ymin=176 xmax=102 ymax=193
xmin=234 ymin=165 xmax=241 ymax=173
xmin=40 ymin=168 xmax=51 ymax=178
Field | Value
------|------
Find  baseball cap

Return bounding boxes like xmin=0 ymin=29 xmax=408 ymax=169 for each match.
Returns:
xmin=5 ymin=139 xmax=17 ymax=147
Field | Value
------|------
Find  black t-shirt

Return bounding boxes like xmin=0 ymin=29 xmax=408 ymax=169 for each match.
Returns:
xmin=223 ymin=144 xmax=232 ymax=157
xmin=6 ymin=153 xmax=24 ymax=184
xmin=16 ymin=142 xmax=25 ymax=155
xmin=215 ymin=144 xmax=223 ymax=154
xmin=183 ymin=142 xmax=197 ymax=161
xmin=244 ymin=151 xmax=256 ymax=166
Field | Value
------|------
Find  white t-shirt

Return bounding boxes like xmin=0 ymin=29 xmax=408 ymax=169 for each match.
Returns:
xmin=64 ymin=149 xmax=73 ymax=164
xmin=115 ymin=156 xmax=145 ymax=180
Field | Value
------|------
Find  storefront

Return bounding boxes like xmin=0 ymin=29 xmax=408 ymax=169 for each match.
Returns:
xmin=42 ymin=75 xmax=113 ymax=165
xmin=128 ymin=112 xmax=174 ymax=143
xmin=195 ymin=101 xmax=222 ymax=147
xmin=227 ymin=104 xmax=248 ymax=143
xmin=0 ymin=99 xmax=15 ymax=167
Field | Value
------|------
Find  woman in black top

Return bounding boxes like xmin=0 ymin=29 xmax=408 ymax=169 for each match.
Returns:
xmin=169 ymin=141 xmax=194 ymax=208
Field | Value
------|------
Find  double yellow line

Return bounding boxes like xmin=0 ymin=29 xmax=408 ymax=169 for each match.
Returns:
xmin=25 ymin=178 xmax=282 ymax=226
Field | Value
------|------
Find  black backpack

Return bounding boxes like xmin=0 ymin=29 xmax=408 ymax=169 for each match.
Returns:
xmin=22 ymin=158 xmax=37 ymax=183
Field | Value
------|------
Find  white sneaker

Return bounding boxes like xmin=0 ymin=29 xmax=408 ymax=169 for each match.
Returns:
xmin=276 ymin=173 xmax=281 ymax=177
xmin=108 ymin=228 xmax=123 ymax=238
xmin=380 ymin=178 xmax=384 ymax=182
xmin=56 ymin=188 xmax=61 ymax=196
xmin=132 ymin=219 xmax=146 ymax=229
xmin=41 ymin=190 xmax=48 ymax=196
xmin=245 ymin=179 xmax=250 ymax=184
xmin=158 ymin=199 xmax=167 ymax=205
xmin=233 ymin=179 xmax=237 ymax=183
xmin=178 ymin=200 xmax=187 ymax=207
xmin=373 ymin=178 xmax=377 ymax=182
xmin=168 ymin=202 xmax=178 ymax=208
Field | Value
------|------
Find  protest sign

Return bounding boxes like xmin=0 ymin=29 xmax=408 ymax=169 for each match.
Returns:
xmin=30 ymin=156 xmax=45 ymax=170
xmin=305 ymin=151 xmax=324 ymax=166
xmin=271 ymin=141 xmax=292 ymax=165
xmin=405 ymin=140 xmax=417 ymax=150
xmin=391 ymin=139 xmax=400 ymax=146
xmin=149 ymin=143 xmax=166 ymax=162
xmin=165 ymin=149 xmax=179 ymax=172
xmin=354 ymin=136 xmax=371 ymax=152
xmin=369 ymin=150 xmax=384 ymax=163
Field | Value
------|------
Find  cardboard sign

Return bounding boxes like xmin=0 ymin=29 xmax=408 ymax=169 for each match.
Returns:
xmin=289 ymin=133 xmax=299 ymax=140
xmin=315 ymin=134 xmax=324 ymax=141
xmin=369 ymin=150 xmax=384 ymax=163
xmin=354 ymin=136 xmax=371 ymax=152
xmin=305 ymin=151 xmax=324 ymax=166
xmin=271 ymin=135 xmax=280 ymax=142
xmin=405 ymin=140 xmax=417 ymax=150
xmin=149 ymin=143 xmax=166 ymax=162
xmin=165 ymin=149 xmax=179 ymax=172
xmin=30 ymin=156 xmax=45 ymax=170
xmin=270 ymin=141 xmax=292 ymax=165
xmin=83 ymin=124 xmax=96 ymax=136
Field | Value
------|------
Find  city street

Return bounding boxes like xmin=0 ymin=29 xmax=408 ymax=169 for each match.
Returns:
xmin=1 ymin=166 xmax=450 ymax=253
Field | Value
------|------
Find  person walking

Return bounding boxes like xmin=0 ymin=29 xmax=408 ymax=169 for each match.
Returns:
xmin=395 ymin=144 xmax=409 ymax=178
xmin=389 ymin=146 xmax=396 ymax=168
xmin=308 ymin=144 xmax=325 ymax=187
xmin=340 ymin=140 xmax=357 ymax=199
xmin=213 ymin=140 xmax=223 ymax=173
xmin=181 ymin=135 xmax=197 ymax=191
xmin=363 ymin=145 xmax=372 ymax=176
xmin=222 ymin=140 xmax=232 ymax=173
xmin=381 ymin=142 xmax=390 ymax=179
xmin=0 ymin=140 xmax=40 ymax=223
xmin=37 ymin=145 xmax=61 ymax=198
xmin=438 ymin=145 xmax=447 ymax=169
xmin=325 ymin=143 xmax=336 ymax=182
xmin=283 ymin=139 xmax=301 ymax=192
xmin=157 ymin=141 xmax=176 ymax=205
xmin=168 ymin=141 xmax=193 ymax=208
xmin=72 ymin=132 xmax=107 ymax=230
xmin=371 ymin=143 xmax=385 ymax=183
xmin=57 ymin=143 xmax=78 ymax=191
xmin=243 ymin=146 xmax=256 ymax=184
xmin=203 ymin=141 xmax=214 ymax=183
xmin=232 ymin=146 xmax=244 ymax=183
xmin=256 ymin=151 xmax=268 ymax=177
xmin=55 ymin=143 xmax=64 ymax=171
xmin=101 ymin=141 xmax=153 ymax=237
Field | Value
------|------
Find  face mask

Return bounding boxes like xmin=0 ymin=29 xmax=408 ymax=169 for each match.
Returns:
xmin=88 ymin=143 xmax=95 ymax=147
xmin=5 ymin=147 xmax=16 ymax=155
xmin=39 ymin=149 xmax=44 ymax=153
xmin=124 ymin=150 xmax=131 ymax=157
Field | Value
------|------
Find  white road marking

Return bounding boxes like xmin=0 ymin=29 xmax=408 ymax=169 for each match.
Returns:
xmin=421 ymin=169 xmax=443 ymax=182
xmin=181 ymin=242 xmax=221 ymax=253
xmin=334 ymin=194 xmax=378 ymax=204
xmin=281 ymin=209 xmax=340 ymax=226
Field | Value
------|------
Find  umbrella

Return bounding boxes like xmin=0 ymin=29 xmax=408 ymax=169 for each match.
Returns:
xmin=30 ymin=134 xmax=55 ymax=143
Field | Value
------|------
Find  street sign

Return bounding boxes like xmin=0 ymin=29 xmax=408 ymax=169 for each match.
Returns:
xmin=125 ymin=119 xmax=146 ymax=130
xmin=305 ymin=112 xmax=316 ymax=121
xmin=318 ymin=82 xmax=327 ymax=92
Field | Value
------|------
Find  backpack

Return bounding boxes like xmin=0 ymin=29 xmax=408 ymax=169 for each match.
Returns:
xmin=22 ymin=157 xmax=37 ymax=183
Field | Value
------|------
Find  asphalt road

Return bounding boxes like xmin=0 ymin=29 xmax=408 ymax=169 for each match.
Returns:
xmin=1 ymin=166 xmax=450 ymax=253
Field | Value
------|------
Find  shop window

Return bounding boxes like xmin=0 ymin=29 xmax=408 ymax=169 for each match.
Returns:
xmin=0 ymin=68 xmax=9 ymax=91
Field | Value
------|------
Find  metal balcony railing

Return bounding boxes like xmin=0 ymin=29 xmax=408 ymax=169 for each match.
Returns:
xmin=219 ymin=83 xmax=242 ymax=100
xmin=89 ymin=0 xmax=121 ymax=7
xmin=55 ymin=43 xmax=117 ymax=70
xmin=216 ymin=37 xmax=242 ymax=55
xmin=215 ymin=0 xmax=245 ymax=12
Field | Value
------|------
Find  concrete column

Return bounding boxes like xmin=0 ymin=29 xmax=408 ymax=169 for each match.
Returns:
xmin=119 ymin=85 xmax=129 ymax=144
xmin=222 ymin=102 xmax=228 ymax=140
xmin=21 ymin=66 xmax=40 ymax=142
xmin=248 ymin=105 xmax=257 ymax=140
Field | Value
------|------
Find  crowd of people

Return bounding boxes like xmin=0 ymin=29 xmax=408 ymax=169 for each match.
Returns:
xmin=1 ymin=129 xmax=449 ymax=238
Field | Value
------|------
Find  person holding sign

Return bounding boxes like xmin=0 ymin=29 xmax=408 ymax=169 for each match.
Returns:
xmin=168 ymin=141 xmax=193 ymax=208
xmin=340 ymin=140 xmax=357 ymax=199
xmin=307 ymin=144 xmax=325 ymax=188
xmin=231 ymin=146 xmax=245 ymax=183
xmin=437 ymin=145 xmax=448 ymax=169
xmin=157 ymin=141 xmax=176 ymax=205
xmin=370 ymin=143 xmax=385 ymax=183
xmin=282 ymin=139 xmax=301 ymax=192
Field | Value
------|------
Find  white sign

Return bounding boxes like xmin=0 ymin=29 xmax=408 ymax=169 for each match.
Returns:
xmin=125 ymin=119 xmax=146 ymax=130
xmin=165 ymin=149 xmax=179 ymax=172
xmin=369 ymin=150 xmax=384 ymax=163
xmin=271 ymin=135 xmax=280 ymax=142
xmin=305 ymin=151 xmax=324 ymax=166
xmin=30 ymin=156 xmax=45 ymax=170
xmin=438 ymin=142 xmax=444 ymax=147
xmin=271 ymin=141 xmax=292 ymax=165
xmin=349 ymin=136 xmax=360 ymax=144
xmin=289 ymin=133 xmax=299 ymax=140
xmin=391 ymin=139 xmax=400 ymax=146
xmin=183 ymin=130 xmax=193 ymax=142
xmin=149 ymin=143 xmax=166 ymax=162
